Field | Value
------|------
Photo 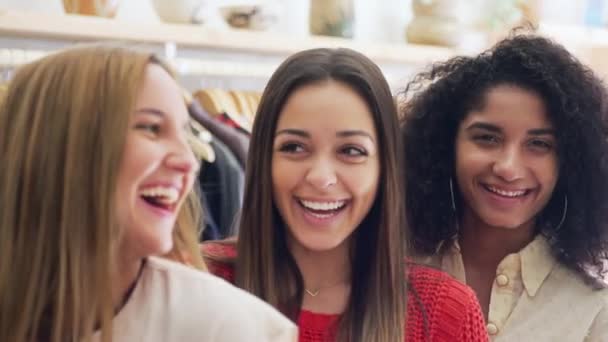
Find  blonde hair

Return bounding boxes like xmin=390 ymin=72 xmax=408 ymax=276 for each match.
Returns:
xmin=0 ymin=45 xmax=204 ymax=342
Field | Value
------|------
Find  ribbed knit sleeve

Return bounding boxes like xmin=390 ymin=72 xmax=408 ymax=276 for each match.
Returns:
xmin=408 ymin=264 xmax=489 ymax=342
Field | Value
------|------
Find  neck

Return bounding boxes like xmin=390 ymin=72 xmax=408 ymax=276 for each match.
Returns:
xmin=112 ymin=254 xmax=143 ymax=312
xmin=289 ymin=239 xmax=351 ymax=292
xmin=459 ymin=209 xmax=536 ymax=272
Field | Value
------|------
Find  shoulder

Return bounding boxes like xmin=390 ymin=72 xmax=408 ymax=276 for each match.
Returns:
xmin=587 ymin=288 xmax=608 ymax=341
xmin=550 ymin=263 xmax=608 ymax=339
xmin=407 ymin=263 xmax=488 ymax=341
xmin=201 ymin=240 xmax=237 ymax=259
xmin=408 ymin=262 xmax=474 ymax=302
xmin=201 ymin=241 xmax=237 ymax=283
xmin=144 ymin=257 xmax=297 ymax=341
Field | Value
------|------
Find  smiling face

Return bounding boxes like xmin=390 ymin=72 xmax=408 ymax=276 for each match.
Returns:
xmin=455 ymin=85 xmax=559 ymax=231
xmin=115 ymin=64 xmax=198 ymax=259
xmin=271 ymin=80 xmax=380 ymax=254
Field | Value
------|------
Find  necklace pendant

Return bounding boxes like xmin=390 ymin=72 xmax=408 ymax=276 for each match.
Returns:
xmin=305 ymin=289 xmax=319 ymax=297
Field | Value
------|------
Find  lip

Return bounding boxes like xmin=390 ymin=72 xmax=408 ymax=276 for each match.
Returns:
xmin=140 ymin=180 xmax=185 ymax=200
xmin=293 ymin=196 xmax=350 ymax=228
xmin=140 ymin=181 xmax=182 ymax=192
xmin=137 ymin=196 xmax=177 ymax=218
xmin=478 ymin=182 xmax=536 ymax=209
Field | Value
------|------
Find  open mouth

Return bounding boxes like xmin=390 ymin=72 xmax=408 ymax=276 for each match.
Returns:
xmin=296 ymin=198 xmax=349 ymax=219
xmin=139 ymin=186 xmax=180 ymax=212
xmin=481 ymin=184 xmax=531 ymax=199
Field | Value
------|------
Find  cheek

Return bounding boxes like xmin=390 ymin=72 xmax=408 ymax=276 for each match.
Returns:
xmin=455 ymin=142 xmax=489 ymax=179
xmin=536 ymin=156 xmax=559 ymax=192
xmin=344 ymin=161 xmax=380 ymax=201
xmin=271 ymin=158 xmax=297 ymax=203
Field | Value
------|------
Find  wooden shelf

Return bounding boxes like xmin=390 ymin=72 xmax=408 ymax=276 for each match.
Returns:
xmin=8 ymin=9 xmax=607 ymax=82
xmin=0 ymin=9 xmax=455 ymax=66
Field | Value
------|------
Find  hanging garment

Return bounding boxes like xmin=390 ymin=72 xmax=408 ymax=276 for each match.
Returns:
xmin=198 ymin=139 xmax=244 ymax=239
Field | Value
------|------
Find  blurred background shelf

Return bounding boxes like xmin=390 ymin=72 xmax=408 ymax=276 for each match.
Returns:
xmin=537 ymin=22 xmax=608 ymax=79
xmin=3 ymin=5 xmax=608 ymax=88
xmin=0 ymin=9 xmax=457 ymax=90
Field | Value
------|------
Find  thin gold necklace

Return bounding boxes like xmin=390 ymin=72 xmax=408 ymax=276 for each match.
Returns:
xmin=304 ymin=280 xmax=349 ymax=297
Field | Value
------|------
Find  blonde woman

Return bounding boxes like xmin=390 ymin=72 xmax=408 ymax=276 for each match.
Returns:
xmin=0 ymin=45 xmax=297 ymax=342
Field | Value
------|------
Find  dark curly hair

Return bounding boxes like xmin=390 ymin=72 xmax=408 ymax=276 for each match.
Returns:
xmin=400 ymin=34 xmax=608 ymax=286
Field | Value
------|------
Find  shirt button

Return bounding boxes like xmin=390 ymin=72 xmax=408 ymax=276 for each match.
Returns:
xmin=496 ymin=274 xmax=509 ymax=286
xmin=487 ymin=323 xmax=499 ymax=335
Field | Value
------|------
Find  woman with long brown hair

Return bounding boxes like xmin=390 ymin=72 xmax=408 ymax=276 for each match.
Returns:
xmin=203 ymin=47 xmax=489 ymax=341
xmin=0 ymin=45 xmax=296 ymax=342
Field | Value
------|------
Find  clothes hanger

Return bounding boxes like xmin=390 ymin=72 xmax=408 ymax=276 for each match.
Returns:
xmin=183 ymin=89 xmax=216 ymax=163
xmin=228 ymin=90 xmax=254 ymax=121
xmin=188 ymin=119 xmax=216 ymax=163
xmin=193 ymin=89 xmax=223 ymax=117
xmin=208 ymin=88 xmax=252 ymax=133
xmin=243 ymin=91 xmax=261 ymax=119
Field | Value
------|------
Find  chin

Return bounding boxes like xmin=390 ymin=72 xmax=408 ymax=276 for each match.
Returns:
xmin=482 ymin=216 xmax=526 ymax=230
xmin=293 ymin=234 xmax=346 ymax=253
xmin=142 ymin=232 xmax=174 ymax=256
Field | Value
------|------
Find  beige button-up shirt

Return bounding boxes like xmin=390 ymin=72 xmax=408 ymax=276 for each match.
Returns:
xmin=425 ymin=236 xmax=608 ymax=341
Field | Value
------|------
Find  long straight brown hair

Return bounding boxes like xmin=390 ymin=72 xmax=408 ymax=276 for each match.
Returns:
xmin=236 ymin=48 xmax=407 ymax=341
xmin=0 ymin=45 xmax=204 ymax=342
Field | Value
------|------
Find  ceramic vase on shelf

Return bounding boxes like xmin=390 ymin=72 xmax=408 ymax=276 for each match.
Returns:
xmin=406 ymin=0 xmax=466 ymax=47
xmin=151 ymin=0 xmax=206 ymax=24
xmin=406 ymin=0 xmax=487 ymax=49
xmin=309 ymin=0 xmax=354 ymax=38
xmin=62 ymin=0 xmax=121 ymax=18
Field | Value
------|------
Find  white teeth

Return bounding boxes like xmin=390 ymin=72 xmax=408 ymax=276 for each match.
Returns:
xmin=487 ymin=185 xmax=526 ymax=198
xmin=300 ymin=200 xmax=346 ymax=211
xmin=139 ymin=187 xmax=179 ymax=204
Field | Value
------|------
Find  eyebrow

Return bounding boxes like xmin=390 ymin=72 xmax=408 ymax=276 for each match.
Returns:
xmin=336 ymin=130 xmax=375 ymax=142
xmin=135 ymin=108 xmax=166 ymax=117
xmin=136 ymin=108 xmax=191 ymax=130
xmin=465 ymin=122 xmax=501 ymax=133
xmin=528 ymin=128 xmax=555 ymax=136
xmin=275 ymin=129 xmax=310 ymax=138
xmin=275 ymin=129 xmax=375 ymax=142
xmin=466 ymin=122 xmax=555 ymax=136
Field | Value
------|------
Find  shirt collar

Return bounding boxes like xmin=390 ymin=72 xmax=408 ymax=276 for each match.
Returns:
xmin=520 ymin=235 xmax=556 ymax=297
xmin=438 ymin=235 xmax=556 ymax=297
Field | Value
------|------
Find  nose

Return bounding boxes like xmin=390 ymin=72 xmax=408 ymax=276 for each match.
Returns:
xmin=492 ymin=146 xmax=525 ymax=182
xmin=166 ymin=134 xmax=198 ymax=174
xmin=305 ymin=157 xmax=338 ymax=190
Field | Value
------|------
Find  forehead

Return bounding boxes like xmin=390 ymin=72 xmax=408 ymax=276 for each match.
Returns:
xmin=463 ymin=85 xmax=552 ymax=130
xmin=276 ymin=80 xmax=376 ymax=135
xmin=135 ymin=64 xmax=188 ymax=121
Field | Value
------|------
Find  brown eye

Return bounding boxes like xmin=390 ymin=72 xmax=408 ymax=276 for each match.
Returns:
xmin=528 ymin=139 xmax=553 ymax=151
xmin=135 ymin=123 xmax=161 ymax=135
xmin=473 ymin=134 xmax=499 ymax=143
xmin=340 ymin=146 xmax=367 ymax=157
xmin=279 ymin=142 xmax=305 ymax=153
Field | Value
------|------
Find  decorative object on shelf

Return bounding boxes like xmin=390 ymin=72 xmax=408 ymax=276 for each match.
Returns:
xmin=219 ymin=3 xmax=279 ymax=31
xmin=479 ymin=0 xmax=540 ymax=43
xmin=151 ymin=0 xmax=206 ymax=24
xmin=406 ymin=0 xmax=466 ymax=47
xmin=62 ymin=0 xmax=121 ymax=18
xmin=309 ymin=0 xmax=354 ymax=38
xmin=484 ymin=0 xmax=540 ymax=32
xmin=406 ymin=0 xmax=485 ymax=49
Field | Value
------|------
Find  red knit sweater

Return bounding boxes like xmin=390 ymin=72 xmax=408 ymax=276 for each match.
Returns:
xmin=202 ymin=243 xmax=488 ymax=342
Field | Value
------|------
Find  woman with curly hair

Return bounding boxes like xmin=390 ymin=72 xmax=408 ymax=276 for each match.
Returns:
xmin=401 ymin=34 xmax=608 ymax=341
